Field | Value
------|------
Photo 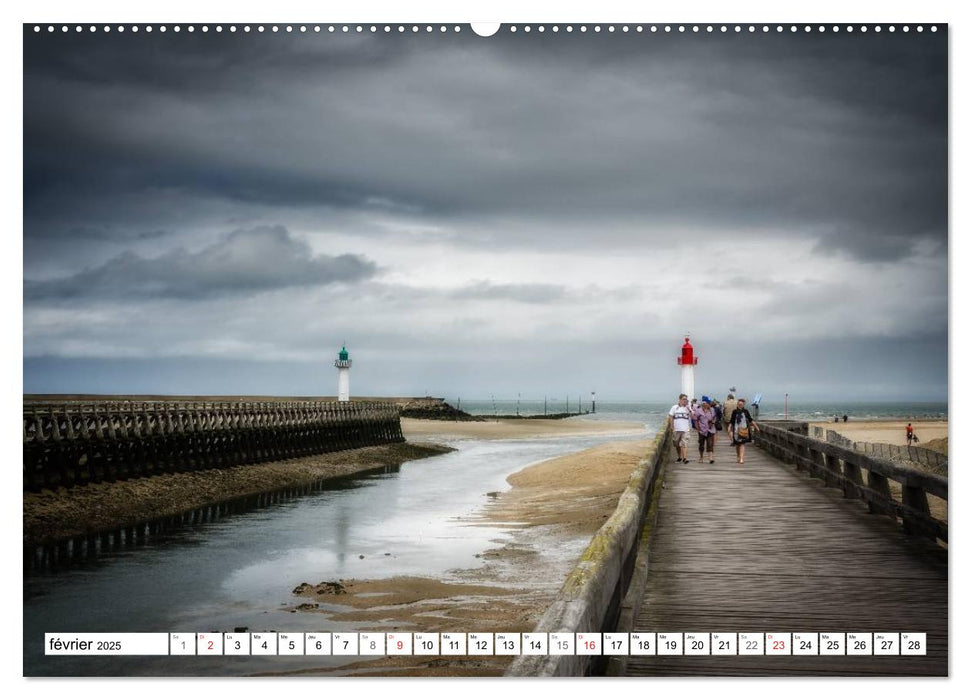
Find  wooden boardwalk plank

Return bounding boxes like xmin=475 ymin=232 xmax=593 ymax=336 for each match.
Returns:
xmin=618 ymin=445 xmax=947 ymax=676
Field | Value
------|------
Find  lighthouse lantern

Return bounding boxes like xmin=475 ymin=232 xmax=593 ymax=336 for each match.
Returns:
xmin=676 ymin=336 xmax=699 ymax=401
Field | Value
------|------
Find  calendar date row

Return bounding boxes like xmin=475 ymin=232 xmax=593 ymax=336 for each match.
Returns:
xmin=46 ymin=631 xmax=928 ymax=657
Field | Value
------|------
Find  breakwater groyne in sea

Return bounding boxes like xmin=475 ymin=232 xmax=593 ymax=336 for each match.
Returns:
xmin=23 ymin=399 xmax=404 ymax=491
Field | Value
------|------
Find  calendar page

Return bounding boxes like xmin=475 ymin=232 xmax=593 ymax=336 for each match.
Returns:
xmin=20 ymin=1 xmax=950 ymax=685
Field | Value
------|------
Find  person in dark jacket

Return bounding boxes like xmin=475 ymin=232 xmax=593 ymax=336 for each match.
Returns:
xmin=729 ymin=398 xmax=759 ymax=464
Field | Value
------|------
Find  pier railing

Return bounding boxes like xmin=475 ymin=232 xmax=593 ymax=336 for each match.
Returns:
xmin=756 ymin=422 xmax=947 ymax=543
xmin=810 ymin=426 xmax=948 ymax=471
xmin=23 ymin=400 xmax=404 ymax=491
xmin=506 ymin=422 xmax=671 ymax=677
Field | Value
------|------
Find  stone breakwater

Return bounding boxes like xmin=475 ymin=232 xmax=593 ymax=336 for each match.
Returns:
xmin=23 ymin=399 xmax=404 ymax=491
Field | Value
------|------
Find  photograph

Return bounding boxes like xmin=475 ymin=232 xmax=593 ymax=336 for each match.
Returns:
xmin=21 ymin=17 xmax=948 ymax=679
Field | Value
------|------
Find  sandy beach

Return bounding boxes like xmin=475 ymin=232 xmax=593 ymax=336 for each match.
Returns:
xmin=401 ymin=416 xmax=644 ymax=441
xmin=285 ymin=436 xmax=651 ymax=676
xmin=809 ymin=420 xmax=948 ymax=450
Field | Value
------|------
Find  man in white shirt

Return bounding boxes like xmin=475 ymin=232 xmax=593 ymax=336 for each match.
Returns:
xmin=668 ymin=393 xmax=692 ymax=463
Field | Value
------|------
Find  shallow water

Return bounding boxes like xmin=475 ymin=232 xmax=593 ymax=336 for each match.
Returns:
xmin=23 ymin=430 xmax=646 ymax=676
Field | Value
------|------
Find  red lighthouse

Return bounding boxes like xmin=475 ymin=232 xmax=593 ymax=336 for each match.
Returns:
xmin=677 ymin=336 xmax=698 ymax=400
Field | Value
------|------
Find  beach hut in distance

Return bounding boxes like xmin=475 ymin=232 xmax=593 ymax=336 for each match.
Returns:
xmin=334 ymin=345 xmax=352 ymax=402
xmin=677 ymin=336 xmax=698 ymax=401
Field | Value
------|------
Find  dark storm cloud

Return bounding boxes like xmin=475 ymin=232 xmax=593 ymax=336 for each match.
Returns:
xmin=23 ymin=28 xmax=946 ymax=264
xmin=24 ymin=225 xmax=377 ymax=300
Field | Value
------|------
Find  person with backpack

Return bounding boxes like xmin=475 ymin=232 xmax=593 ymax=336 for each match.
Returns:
xmin=729 ymin=397 xmax=759 ymax=464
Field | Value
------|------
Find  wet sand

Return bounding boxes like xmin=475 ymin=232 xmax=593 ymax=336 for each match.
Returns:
xmin=285 ymin=438 xmax=651 ymax=676
xmin=810 ymin=420 xmax=948 ymax=447
xmin=23 ymin=442 xmax=452 ymax=546
xmin=401 ymin=416 xmax=644 ymax=441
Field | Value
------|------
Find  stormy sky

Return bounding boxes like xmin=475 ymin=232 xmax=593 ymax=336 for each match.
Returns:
xmin=22 ymin=25 xmax=948 ymax=402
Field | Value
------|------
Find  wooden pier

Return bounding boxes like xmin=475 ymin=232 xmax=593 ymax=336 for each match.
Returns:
xmin=616 ymin=426 xmax=947 ymax=676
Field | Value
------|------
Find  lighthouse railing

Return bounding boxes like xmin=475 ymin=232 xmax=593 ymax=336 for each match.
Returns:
xmin=755 ymin=422 xmax=947 ymax=543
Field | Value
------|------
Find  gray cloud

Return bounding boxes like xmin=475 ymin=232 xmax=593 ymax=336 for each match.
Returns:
xmin=23 ymin=29 xmax=946 ymax=265
xmin=25 ymin=225 xmax=377 ymax=300
xmin=21 ymin=28 xmax=948 ymax=400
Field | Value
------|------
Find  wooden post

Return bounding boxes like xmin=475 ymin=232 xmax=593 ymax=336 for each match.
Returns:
xmin=842 ymin=458 xmax=865 ymax=501
xmin=866 ymin=470 xmax=895 ymax=517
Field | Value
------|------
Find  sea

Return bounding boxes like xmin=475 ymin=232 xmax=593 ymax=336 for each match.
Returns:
xmin=448 ymin=399 xmax=948 ymax=424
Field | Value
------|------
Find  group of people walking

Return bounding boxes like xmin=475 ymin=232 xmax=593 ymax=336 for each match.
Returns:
xmin=668 ymin=392 xmax=759 ymax=465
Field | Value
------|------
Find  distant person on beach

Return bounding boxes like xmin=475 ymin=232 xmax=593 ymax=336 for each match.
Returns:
xmin=906 ymin=423 xmax=915 ymax=445
xmin=669 ymin=394 xmax=692 ymax=463
xmin=842 ymin=415 xmax=848 ymax=423
xmin=723 ymin=393 xmax=737 ymax=432
xmin=730 ymin=398 xmax=759 ymax=464
xmin=692 ymin=399 xmax=717 ymax=463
